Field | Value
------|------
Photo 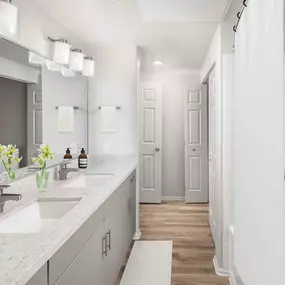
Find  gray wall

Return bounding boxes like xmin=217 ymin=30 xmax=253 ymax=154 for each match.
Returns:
xmin=0 ymin=77 xmax=27 ymax=167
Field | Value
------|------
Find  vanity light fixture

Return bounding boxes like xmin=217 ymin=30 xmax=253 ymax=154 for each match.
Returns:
xmin=51 ymin=38 xmax=71 ymax=65
xmin=46 ymin=60 xmax=61 ymax=72
xmin=70 ymin=48 xmax=84 ymax=72
xmin=29 ymin=52 xmax=46 ymax=66
xmin=82 ymin=56 xmax=95 ymax=77
xmin=0 ymin=0 xmax=18 ymax=38
xmin=61 ymin=66 xmax=76 ymax=77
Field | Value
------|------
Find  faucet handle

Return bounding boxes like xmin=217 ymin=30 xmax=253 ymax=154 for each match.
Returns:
xmin=0 ymin=185 xmax=10 ymax=195
xmin=0 ymin=185 xmax=11 ymax=189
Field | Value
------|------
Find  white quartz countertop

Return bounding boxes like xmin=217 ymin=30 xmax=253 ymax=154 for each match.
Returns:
xmin=0 ymin=155 xmax=137 ymax=285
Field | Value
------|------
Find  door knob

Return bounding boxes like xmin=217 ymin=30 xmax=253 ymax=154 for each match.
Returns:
xmin=155 ymin=147 xmax=160 ymax=151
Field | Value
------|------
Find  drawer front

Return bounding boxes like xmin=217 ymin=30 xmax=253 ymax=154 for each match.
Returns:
xmin=102 ymin=174 xmax=132 ymax=220
xmin=26 ymin=264 xmax=48 ymax=285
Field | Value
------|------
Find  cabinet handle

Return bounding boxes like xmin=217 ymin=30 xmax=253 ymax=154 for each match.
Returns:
xmin=106 ymin=230 xmax=111 ymax=250
xmin=102 ymin=236 xmax=107 ymax=257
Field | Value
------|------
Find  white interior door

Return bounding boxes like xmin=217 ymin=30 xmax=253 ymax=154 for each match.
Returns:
xmin=184 ymin=86 xmax=208 ymax=203
xmin=208 ymin=68 xmax=217 ymax=243
xmin=139 ymin=82 xmax=162 ymax=203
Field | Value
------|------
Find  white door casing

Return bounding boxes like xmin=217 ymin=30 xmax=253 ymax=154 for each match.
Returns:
xmin=184 ymin=86 xmax=208 ymax=203
xmin=208 ymin=68 xmax=217 ymax=243
xmin=139 ymin=82 xmax=162 ymax=203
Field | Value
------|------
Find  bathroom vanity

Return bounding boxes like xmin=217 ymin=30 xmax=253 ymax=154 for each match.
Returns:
xmin=0 ymin=156 xmax=138 ymax=285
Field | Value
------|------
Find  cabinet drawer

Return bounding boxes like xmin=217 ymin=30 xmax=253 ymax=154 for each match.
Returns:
xmin=26 ymin=264 xmax=48 ymax=285
xmin=49 ymin=205 xmax=104 ymax=284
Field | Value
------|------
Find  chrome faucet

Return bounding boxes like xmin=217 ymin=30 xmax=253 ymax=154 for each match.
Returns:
xmin=0 ymin=185 xmax=22 ymax=213
xmin=54 ymin=163 xmax=79 ymax=181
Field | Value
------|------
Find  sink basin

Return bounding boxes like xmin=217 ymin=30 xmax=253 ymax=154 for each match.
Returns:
xmin=63 ymin=174 xmax=113 ymax=189
xmin=0 ymin=198 xmax=81 ymax=234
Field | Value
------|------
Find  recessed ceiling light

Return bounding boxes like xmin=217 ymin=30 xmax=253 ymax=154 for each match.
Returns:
xmin=153 ymin=60 xmax=164 ymax=66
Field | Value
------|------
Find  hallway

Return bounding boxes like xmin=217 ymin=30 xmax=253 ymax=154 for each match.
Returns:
xmin=140 ymin=202 xmax=229 ymax=285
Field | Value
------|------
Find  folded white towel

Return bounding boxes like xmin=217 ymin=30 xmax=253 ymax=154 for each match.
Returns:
xmin=57 ymin=106 xmax=74 ymax=133
xmin=101 ymin=106 xmax=117 ymax=134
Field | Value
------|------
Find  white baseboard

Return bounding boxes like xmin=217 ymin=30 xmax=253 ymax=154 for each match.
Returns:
xmin=162 ymin=196 xmax=185 ymax=202
xmin=229 ymin=271 xmax=244 ymax=285
xmin=133 ymin=229 xmax=141 ymax=240
xmin=229 ymin=273 xmax=236 ymax=285
xmin=213 ymin=255 xmax=229 ymax=277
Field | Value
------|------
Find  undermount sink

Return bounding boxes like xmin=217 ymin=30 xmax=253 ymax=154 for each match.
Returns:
xmin=63 ymin=174 xmax=113 ymax=189
xmin=0 ymin=198 xmax=81 ymax=234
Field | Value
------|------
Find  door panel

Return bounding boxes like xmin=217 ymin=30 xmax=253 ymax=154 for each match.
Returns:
xmin=142 ymin=155 xmax=155 ymax=189
xmin=140 ymin=83 xmax=162 ymax=203
xmin=185 ymin=85 xmax=208 ymax=203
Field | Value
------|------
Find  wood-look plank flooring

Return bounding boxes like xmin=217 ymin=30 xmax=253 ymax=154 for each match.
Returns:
xmin=117 ymin=201 xmax=229 ymax=285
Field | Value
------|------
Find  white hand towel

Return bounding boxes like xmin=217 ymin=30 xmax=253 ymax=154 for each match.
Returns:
xmin=101 ymin=106 xmax=117 ymax=134
xmin=57 ymin=106 xmax=74 ymax=133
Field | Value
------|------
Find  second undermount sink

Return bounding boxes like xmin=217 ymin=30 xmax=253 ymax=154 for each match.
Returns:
xmin=63 ymin=174 xmax=113 ymax=189
xmin=0 ymin=198 xmax=81 ymax=234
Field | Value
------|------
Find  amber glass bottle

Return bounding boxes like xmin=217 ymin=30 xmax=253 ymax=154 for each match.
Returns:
xmin=64 ymin=148 xmax=73 ymax=159
xmin=78 ymin=148 xmax=88 ymax=169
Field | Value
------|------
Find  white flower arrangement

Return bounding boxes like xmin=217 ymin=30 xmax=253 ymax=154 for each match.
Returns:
xmin=0 ymin=144 xmax=22 ymax=180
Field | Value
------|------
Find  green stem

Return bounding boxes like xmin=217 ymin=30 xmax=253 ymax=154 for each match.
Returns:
xmin=2 ymin=159 xmax=8 ymax=173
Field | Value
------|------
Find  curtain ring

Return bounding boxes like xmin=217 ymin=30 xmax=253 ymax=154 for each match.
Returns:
xmin=243 ymin=0 xmax=247 ymax=7
xmin=233 ymin=26 xmax=237 ymax=32
xmin=237 ymin=12 xmax=241 ymax=19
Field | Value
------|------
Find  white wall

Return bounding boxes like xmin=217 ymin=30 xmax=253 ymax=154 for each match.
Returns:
xmin=141 ymin=69 xmax=200 ymax=199
xmin=42 ymin=67 xmax=88 ymax=155
xmin=7 ymin=1 xmax=92 ymax=60
xmin=88 ymin=45 xmax=138 ymax=155
xmin=233 ymin=0 xmax=285 ymax=284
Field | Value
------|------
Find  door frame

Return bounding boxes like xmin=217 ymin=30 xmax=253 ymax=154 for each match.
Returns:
xmin=202 ymin=62 xmax=225 ymax=272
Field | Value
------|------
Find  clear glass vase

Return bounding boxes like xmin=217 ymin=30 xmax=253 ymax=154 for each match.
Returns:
xmin=1 ymin=170 xmax=15 ymax=183
xmin=36 ymin=170 xmax=49 ymax=192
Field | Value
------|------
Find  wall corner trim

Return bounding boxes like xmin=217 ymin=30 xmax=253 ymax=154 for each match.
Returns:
xmin=213 ymin=256 xmax=230 ymax=277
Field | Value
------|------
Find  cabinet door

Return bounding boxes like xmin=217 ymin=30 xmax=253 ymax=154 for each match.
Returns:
xmin=104 ymin=202 xmax=125 ymax=285
xmin=55 ymin=224 xmax=105 ymax=285
xmin=26 ymin=264 xmax=48 ymax=285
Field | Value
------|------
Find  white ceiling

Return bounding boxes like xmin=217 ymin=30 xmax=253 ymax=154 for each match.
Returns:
xmin=136 ymin=0 xmax=230 ymax=22
xmin=33 ymin=0 xmax=230 ymax=71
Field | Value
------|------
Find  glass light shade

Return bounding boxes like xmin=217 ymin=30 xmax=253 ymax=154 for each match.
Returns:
xmin=46 ymin=60 xmax=61 ymax=72
xmin=70 ymin=49 xmax=84 ymax=72
xmin=82 ymin=57 xmax=95 ymax=77
xmin=52 ymin=39 xmax=71 ymax=65
xmin=61 ymin=66 xmax=76 ymax=77
xmin=29 ymin=52 xmax=46 ymax=66
xmin=0 ymin=1 xmax=18 ymax=37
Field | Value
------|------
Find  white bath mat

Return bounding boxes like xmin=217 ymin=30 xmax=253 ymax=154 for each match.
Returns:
xmin=120 ymin=241 xmax=173 ymax=285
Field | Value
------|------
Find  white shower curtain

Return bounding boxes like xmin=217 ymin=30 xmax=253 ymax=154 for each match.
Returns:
xmin=233 ymin=0 xmax=285 ymax=284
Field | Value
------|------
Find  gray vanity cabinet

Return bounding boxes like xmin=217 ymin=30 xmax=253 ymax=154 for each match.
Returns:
xmin=28 ymin=170 xmax=137 ymax=285
xmin=55 ymin=224 xmax=105 ymax=285
xmin=26 ymin=264 xmax=48 ymax=285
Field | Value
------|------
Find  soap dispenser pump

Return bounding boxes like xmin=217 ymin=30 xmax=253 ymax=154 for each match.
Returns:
xmin=78 ymin=148 xmax=88 ymax=169
xmin=64 ymin=148 xmax=72 ymax=159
